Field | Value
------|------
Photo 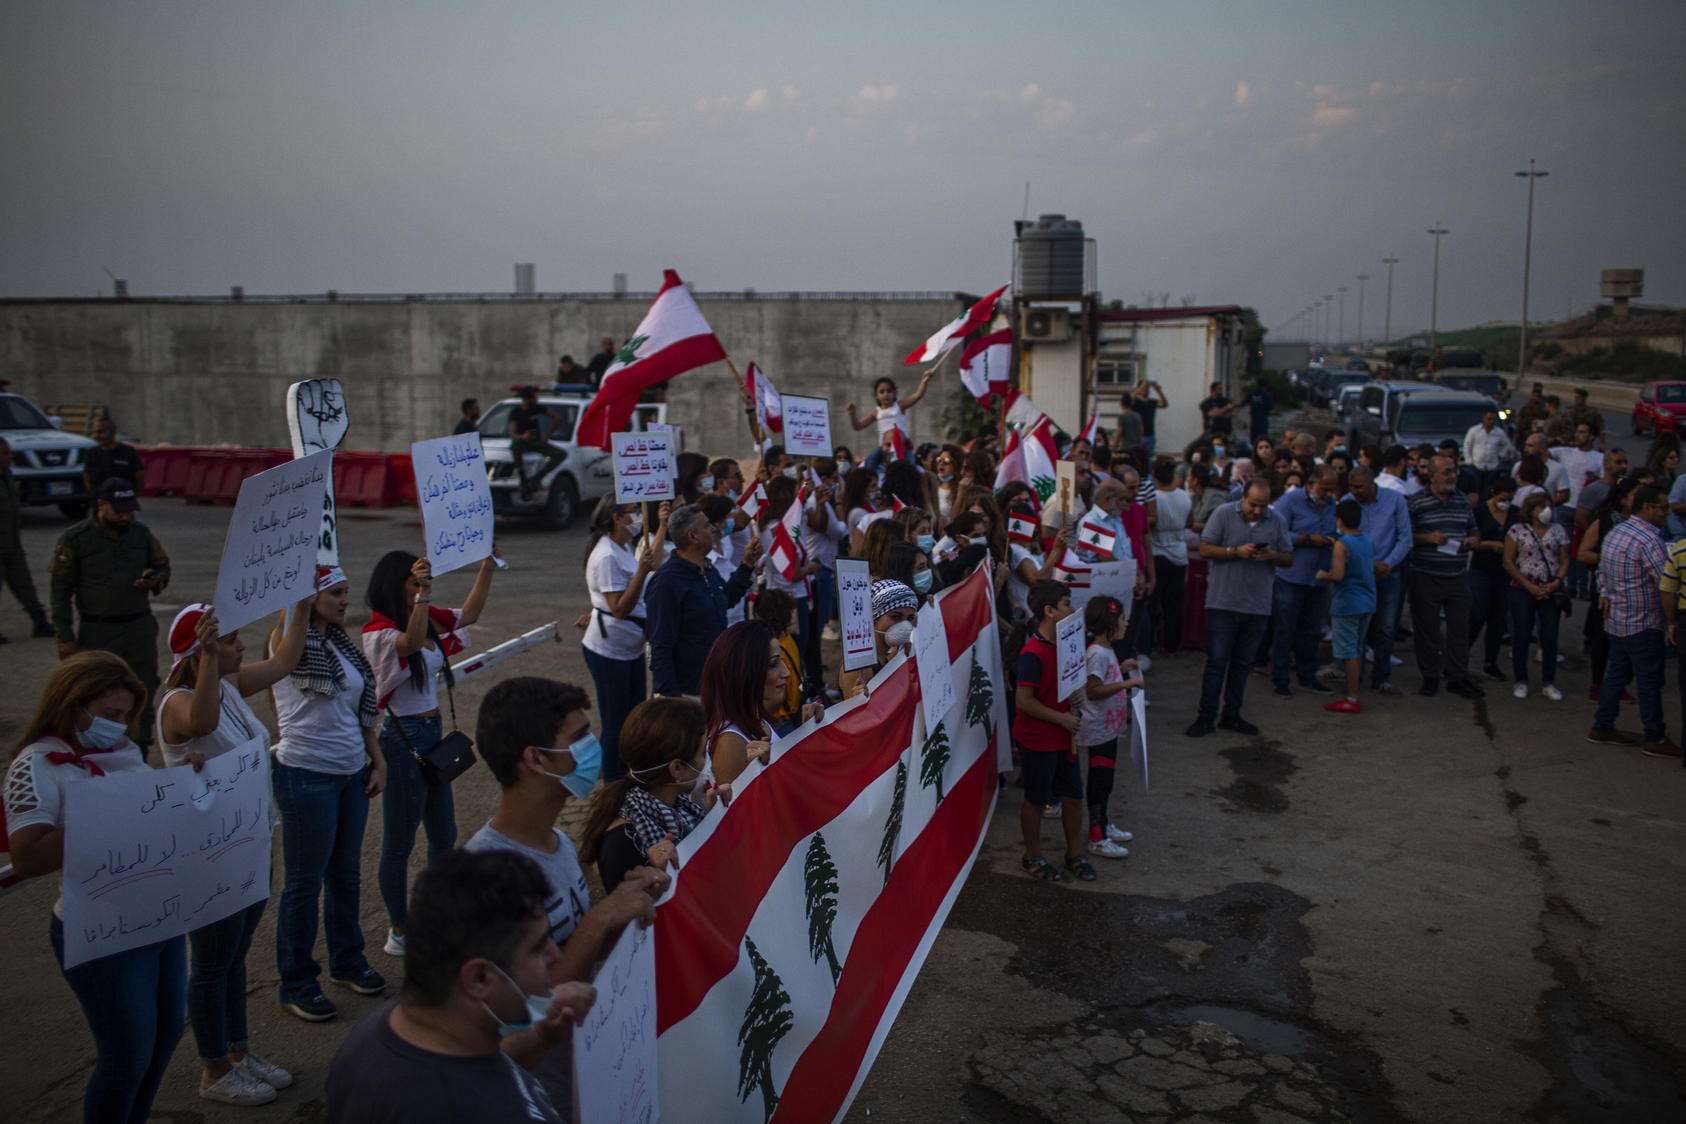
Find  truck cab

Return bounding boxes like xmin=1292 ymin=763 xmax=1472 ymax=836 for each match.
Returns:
xmin=0 ymin=391 xmax=99 ymax=517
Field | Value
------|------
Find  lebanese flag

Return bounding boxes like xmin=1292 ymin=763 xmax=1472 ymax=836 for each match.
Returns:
xmin=576 ymin=270 xmax=727 ymax=449
xmin=1022 ymin=421 xmax=1060 ymax=507
xmin=1000 ymin=385 xmax=1050 ymax=435
xmin=1053 ymin=549 xmax=1091 ymax=588
xmin=769 ymin=485 xmax=809 ymax=581
xmin=892 ymin=496 xmax=906 ymax=513
xmin=1007 ymin=511 xmax=1038 ymax=545
xmin=1075 ymin=510 xmax=1117 ymax=559
xmin=746 ymin=362 xmax=783 ymax=436
xmin=889 ymin=428 xmax=910 ymax=462
xmin=958 ymin=329 xmax=1012 ymax=404
xmin=1076 ymin=412 xmax=1100 ymax=446
xmin=904 ymin=285 xmax=1008 ymax=366
xmin=735 ymin=481 xmax=768 ymax=523
xmin=996 ymin=426 xmax=1030 ymax=492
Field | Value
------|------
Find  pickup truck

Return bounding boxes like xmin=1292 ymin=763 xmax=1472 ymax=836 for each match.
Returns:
xmin=0 ymin=390 xmax=99 ymax=517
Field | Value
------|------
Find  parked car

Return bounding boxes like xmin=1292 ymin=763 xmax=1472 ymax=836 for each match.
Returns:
xmin=1367 ymin=389 xmax=1498 ymax=453
xmin=1351 ymin=381 xmax=1434 ymax=451
xmin=1430 ymin=368 xmax=1510 ymax=410
xmin=0 ymin=391 xmax=98 ymax=517
xmin=476 ymin=386 xmax=667 ymax=530
xmin=1632 ymin=381 xmax=1686 ymax=436
xmin=1344 ymin=358 xmax=1371 ymax=372
xmin=1335 ymin=382 xmax=1367 ymax=424
xmin=1309 ymin=368 xmax=1372 ymax=409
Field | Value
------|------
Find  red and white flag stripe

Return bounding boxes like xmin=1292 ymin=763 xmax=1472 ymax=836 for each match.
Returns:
xmin=958 ymin=328 xmax=1012 ymax=404
xmin=736 ymin=480 xmax=769 ymax=523
xmin=903 ymin=285 xmax=1007 ymax=366
xmin=1076 ymin=411 xmax=1100 ymax=446
xmin=1007 ymin=512 xmax=1038 ymax=545
xmin=1076 ymin=509 xmax=1117 ymax=559
xmin=747 ymin=361 xmax=784 ymax=436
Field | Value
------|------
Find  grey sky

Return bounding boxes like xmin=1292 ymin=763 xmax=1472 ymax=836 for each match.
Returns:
xmin=3 ymin=1 xmax=1682 ymax=340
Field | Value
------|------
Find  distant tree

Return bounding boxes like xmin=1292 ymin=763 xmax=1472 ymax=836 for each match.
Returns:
xmin=802 ymin=833 xmax=842 ymax=984
xmin=919 ymin=719 xmax=951 ymax=799
xmin=877 ymin=760 xmax=907 ymax=885
xmin=737 ymin=938 xmax=794 ymax=1122
xmin=966 ymin=658 xmax=995 ymax=738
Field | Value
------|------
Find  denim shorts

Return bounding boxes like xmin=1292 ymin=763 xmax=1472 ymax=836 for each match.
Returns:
xmin=1330 ymin=613 xmax=1373 ymax=660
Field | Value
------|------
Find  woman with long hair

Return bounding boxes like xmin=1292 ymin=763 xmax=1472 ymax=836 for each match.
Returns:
xmin=701 ymin=620 xmax=816 ymax=788
xmin=674 ymin=450 xmax=711 ymax=503
xmin=891 ymin=504 xmax=934 ymax=559
xmin=5 ymin=652 xmax=179 ymax=1123
xmin=960 ymin=487 xmax=1008 ymax=562
xmin=1503 ymin=490 xmax=1570 ymax=700
xmin=841 ymin=465 xmax=882 ymax=555
xmin=268 ymin=567 xmax=387 ymax=1022
xmin=579 ymin=698 xmax=710 ymax=894
xmin=581 ymin=495 xmax=664 ymax=783
xmin=157 ymin=597 xmax=315 ymax=1103
xmin=881 ymin=540 xmax=932 ymax=600
xmin=860 ymin=517 xmax=908 ymax=580
xmin=361 ymin=547 xmax=496 ymax=957
xmin=1646 ymin=431 xmax=1681 ymax=487
xmin=932 ymin=443 xmax=967 ymax=522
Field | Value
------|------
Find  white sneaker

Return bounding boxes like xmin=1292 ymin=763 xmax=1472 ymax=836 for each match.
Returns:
xmin=1104 ymin=823 xmax=1134 ymax=843
xmin=383 ymin=929 xmax=405 ymax=957
xmin=1090 ymin=838 xmax=1130 ymax=859
xmin=1041 ymin=803 xmax=1061 ymax=819
xmin=1542 ymin=684 xmax=1563 ymax=701
xmin=239 ymin=1052 xmax=294 ymax=1090
xmin=1513 ymin=682 xmax=1529 ymax=699
xmin=201 ymin=1067 xmax=277 ymax=1106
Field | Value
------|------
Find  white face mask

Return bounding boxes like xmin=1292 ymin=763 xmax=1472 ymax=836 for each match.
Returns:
xmin=782 ymin=466 xmax=799 ymax=480
xmin=626 ymin=514 xmax=643 ymax=538
xmin=698 ymin=474 xmax=715 ymax=492
xmin=1537 ymin=505 xmax=1554 ymax=524
xmin=482 ymin=962 xmax=553 ymax=1038
xmin=881 ymin=619 xmax=915 ymax=649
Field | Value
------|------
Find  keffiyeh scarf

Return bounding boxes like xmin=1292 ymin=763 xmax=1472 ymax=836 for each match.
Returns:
xmin=291 ymin=623 xmax=380 ymax=728
xmin=619 ymin=784 xmax=706 ymax=856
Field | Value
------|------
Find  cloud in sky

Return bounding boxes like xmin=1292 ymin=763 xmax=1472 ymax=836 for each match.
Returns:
xmin=0 ymin=0 xmax=1681 ymax=338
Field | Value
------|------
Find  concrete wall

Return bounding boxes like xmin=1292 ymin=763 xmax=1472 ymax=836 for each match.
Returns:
xmin=0 ymin=295 xmax=968 ymax=455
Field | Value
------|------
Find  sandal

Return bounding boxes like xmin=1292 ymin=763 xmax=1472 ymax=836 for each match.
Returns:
xmin=1064 ymin=855 xmax=1098 ymax=882
xmin=1021 ymin=856 xmax=1064 ymax=882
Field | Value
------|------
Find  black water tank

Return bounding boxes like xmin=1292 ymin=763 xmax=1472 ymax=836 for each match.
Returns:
xmin=1017 ymin=214 xmax=1085 ymax=298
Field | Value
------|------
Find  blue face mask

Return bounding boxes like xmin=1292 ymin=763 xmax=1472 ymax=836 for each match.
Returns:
xmin=916 ymin=533 xmax=935 ymax=554
xmin=483 ymin=962 xmax=554 ymax=1038
xmin=80 ymin=715 xmax=127 ymax=750
xmin=545 ymin=734 xmax=601 ymax=801
xmin=913 ymin=570 xmax=934 ymax=593
xmin=721 ymin=513 xmax=736 ymax=534
xmin=938 ymin=472 xmax=953 ymax=483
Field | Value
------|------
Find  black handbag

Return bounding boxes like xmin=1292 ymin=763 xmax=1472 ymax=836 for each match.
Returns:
xmin=386 ymin=678 xmax=476 ymax=787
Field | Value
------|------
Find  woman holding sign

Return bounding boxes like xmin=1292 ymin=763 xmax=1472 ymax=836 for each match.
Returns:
xmin=157 ymin=599 xmax=314 ymax=1105
xmin=363 ymin=549 xmax=496 ymax=959
xmin=582 ymin=496 xmax=666 ymax=783
xmin=5 ymin=652 xmax=182 ymax=1124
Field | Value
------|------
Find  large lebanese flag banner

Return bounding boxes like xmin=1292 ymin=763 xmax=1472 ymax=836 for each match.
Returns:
xmin=654 ymin=566 xmax=1011 ymax=1122
xmin=576 ymin=270 xmax=727 ymax=448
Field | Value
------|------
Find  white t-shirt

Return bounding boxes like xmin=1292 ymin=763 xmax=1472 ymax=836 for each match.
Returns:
xmin=464 ymin=824 xmax=591 ymax=946
xmin=1006 ymin=543 xmax=1043 ymax=621
xmin=158 ymin=678 xmax=267 ymax=768
xmin=4 ymin=738 xmax=151 ymax=918
xmin=1150 ymin=488 xmax=1192 ymax=566
xmin=583 ymin=537 xmax=647 ymax=662
xmin=801 ymin=497 xmax=846 ymax=570
xmin=759 ymin=525 xmax=810 ymax=600
xmin=1543 ymin=458 xmax=1570 ymax=502
xmin=272 ymin=645 xmax=369 ymax=776
xmin=1548 ymin=447 xmax=1604 ymax=508
xmin=1076 ymin=644 xmax=1132 ymax=747
xmin=363 ymin=609 xmax=468 ymax=716
xmin=875 ymin=402 xmax=910 ymax=439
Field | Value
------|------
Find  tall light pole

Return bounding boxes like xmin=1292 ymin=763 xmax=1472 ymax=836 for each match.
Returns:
xmin=1337 ymin=286 xmax=1348 ymax=348
xmin=1324 ymin=295 xmax=1334 ymax=349
xmin=1382 ymin=256 xmax=1399 ymax=343
xmin=1355 ymin=275 xmax=1369 ymax=347
xmin=1516 ymin=159 xmax=1548 ymax=380
xmin=1427 ymin=224 xmax=1448 ymax=356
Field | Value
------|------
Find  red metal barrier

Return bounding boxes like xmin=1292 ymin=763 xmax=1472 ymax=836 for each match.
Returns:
xmin=334 ymin=451 xmax=396 ymax=508
xmin=389 ymin=453 xmax=417 ymax=507
xmin=138 ymin=448 xmax=193 ymax=496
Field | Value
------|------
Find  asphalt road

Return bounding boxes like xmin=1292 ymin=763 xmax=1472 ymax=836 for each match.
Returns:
xmin=2 ymin=497 xmax=1684 ymax=1122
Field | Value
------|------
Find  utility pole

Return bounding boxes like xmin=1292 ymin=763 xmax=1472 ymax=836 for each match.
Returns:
xmin=1515 ymin=159 xmax=1548 ymax=381
xmin=1355 ymin=275 xmax=1369 ymax=347
xmin=1382 ymin=256 xmax=1399 ymax=343
xmin=1427 ymin=224 xmax=1449 ymax=356
xmin=1337 ymin=286 xmax=1348 ymax=348
xmin=1324 ymin=296 xmax=1334 ymax=350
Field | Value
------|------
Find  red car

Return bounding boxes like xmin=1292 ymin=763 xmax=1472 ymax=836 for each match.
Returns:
xmin=1633 ymin=381 xmax=1686 ymax=435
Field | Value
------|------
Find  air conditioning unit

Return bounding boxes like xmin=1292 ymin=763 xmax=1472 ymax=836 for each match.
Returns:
xmin=1020 ymin=306 xmax=1071 ymax=342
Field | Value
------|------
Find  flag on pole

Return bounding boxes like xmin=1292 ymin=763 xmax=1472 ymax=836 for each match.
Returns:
xmin=889 ymin=428 xmax=910 ymax=462
xmin=1053 ymin=548 xmax=1091 ymax=588
xmin=958 ymin=329 xmax=1012 ymax=404
xmin=1076 ymin=412 xmax=1100 ymax=446
xmin=735 ymin=481 xmax=769 ymax=523
xmin=1000 ymin=385 xmax=1050 ymax=434
xmin=576 ymin=270 xmax=727 ymax=449
xmin=746 ymin=362 xmax=783 ymax=436
xmin=1075 ymin=510 xmax=1117 ymax=559
xmin=995 ymin=426 xmax=1029 ymax=495
xmin=891 ymin=496 xmax=906 ymax=513
xmin=769 ymin=485 xmax=808 ymax=581
xmin=1007 ymin=511 xmax=1038 ymax=545
xmin=903 ymin=285 xmax=1008 ymax=365
xmin=1022 ymin=421 xmax=1060 ymax=508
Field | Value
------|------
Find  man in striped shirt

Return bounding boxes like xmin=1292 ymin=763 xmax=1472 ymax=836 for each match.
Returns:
xmin=1589 ymin=485 xmax=1677 ymax=756
xmin=1406 ymin=456 xmax=1483 ymax=698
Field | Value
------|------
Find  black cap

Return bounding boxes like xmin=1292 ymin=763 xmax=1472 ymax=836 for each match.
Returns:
xmin=97 ymin=478 xmax=140 ymax=512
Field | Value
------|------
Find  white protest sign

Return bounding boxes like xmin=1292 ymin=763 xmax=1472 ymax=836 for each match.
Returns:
xmin=1129 ymin=689 xmax=1149 ymax=792
xmin=413 ymin=433 xmax=494 ymax=576
xmin=60 ymin=737 xmax=272 ymax=969
xmin=1055 ymin=610 xmax=1085 ymax=701
xmin=1072 ymin=558 xmax=1137 ymax=616
xmin=781 ymin=395 xmax=833 ymax=458
xmin=836 ymin=558 xmax=875 ymax=672
xmin=613 ymin=431 xmax=676 ymax=503
xmin=646 ymin=422 xmax=683 ymax=462
xmin=212 ymin=450 xmax=331 ymax=636
xmin=913 ymin=601 xmax=956 ymax=729
xmin=574 ymin=917 xmax=658 ymax=1124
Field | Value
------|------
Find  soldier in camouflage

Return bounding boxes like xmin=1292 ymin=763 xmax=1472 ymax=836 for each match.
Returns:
xmin=50 ymin=478 xmax=171 ymax=753
xmin=0 ymin=436 xmax=56 ymax=642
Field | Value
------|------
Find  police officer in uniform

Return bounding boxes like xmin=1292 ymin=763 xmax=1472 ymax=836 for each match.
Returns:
xmin=50 ymin=478 xmax=171 ymax=753
xmin=0 ymin=436 xmax=55 ymax=642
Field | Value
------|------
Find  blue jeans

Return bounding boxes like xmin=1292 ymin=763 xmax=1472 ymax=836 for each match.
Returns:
xmin=1199 ymin=608 xmax=1268 ymax=720
xmin=187 ymin=898 xmax=265 ymax=1063
xmin=1468 ymin=567 xmax=1509 ymax=669
xmin=49 ymin=919 xmax=185 ymax=1124
xmin=583 ymin=647 xmax=647 ymax=783
xmin=1271 ymin=579 xmax=1328 ymax=690
xmin=1509 ymin=588 xmax=1561 ymax=685
xmin=273 ymin=759 xmax=373 ymax=1001
xmin=379 ymin=713 xmax=456 ymax=928
xmin=1594 ymin=628 xmax=1666 ymax=742
xmin=1363 ymin=569 xmax=1404 ymax=687
xmin=1142 ymin=435 xmax=1157 ymax=458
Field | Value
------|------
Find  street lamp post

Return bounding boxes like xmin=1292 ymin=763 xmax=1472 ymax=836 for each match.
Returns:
xmin=1516 ymin=159 xmax=1549 ymax=380
xmin=1382 ymin=256 xmax=1399 ymax=343
xmin=1426 ymin=224 xmax=1449 ymax=356
xmin=1355 ymin=275 xmax=1369 ymax=347
xmin=1337 ymin=286 xmax=1348 ymax=348
xmin=1324 ymin=296 xmax=1334 ymax=350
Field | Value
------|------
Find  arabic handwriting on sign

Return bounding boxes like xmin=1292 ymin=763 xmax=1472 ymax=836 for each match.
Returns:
xmin=434 ymin=441 xmax=483 ymax=470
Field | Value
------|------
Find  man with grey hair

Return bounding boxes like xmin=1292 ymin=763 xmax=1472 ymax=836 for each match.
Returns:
xmin=644 ymin=502 xmax=763 ymax=698
xmin=1406 ymin=455 xmax=1482 ymax=698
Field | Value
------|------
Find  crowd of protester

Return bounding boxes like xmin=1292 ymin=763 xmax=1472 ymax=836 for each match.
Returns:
xmin=7 ymin=368 xmax=1684 ymax=1122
